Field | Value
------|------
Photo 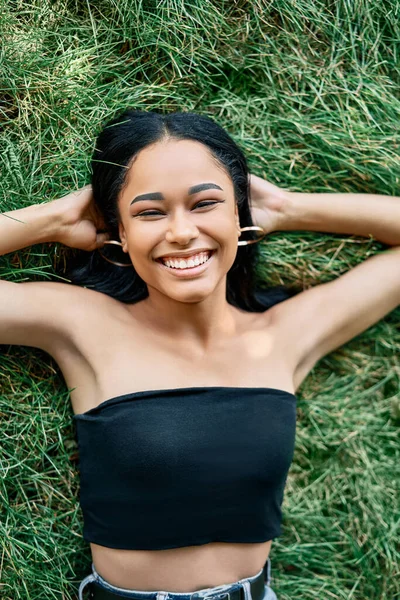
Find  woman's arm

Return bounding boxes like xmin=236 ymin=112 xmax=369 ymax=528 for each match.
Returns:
xmin=249 ymin=174 xmax=400 ymax=246
xmin=281 ymin=190 xmax=400 ymax=246
xmin=0 ymin=187 xmax=109 ymax=256
xmin=249 ymin=175 xmax=400 ymax=389
xmin=0 ymin=202 xmax=63 ymax=256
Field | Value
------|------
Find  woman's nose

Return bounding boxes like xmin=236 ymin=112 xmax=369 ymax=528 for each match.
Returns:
xmin=165 ymin=213 xmax=199 ymax=245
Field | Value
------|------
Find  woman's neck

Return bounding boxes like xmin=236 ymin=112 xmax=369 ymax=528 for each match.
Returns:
xmin=135 ymin=283 xmax=243 ymax=351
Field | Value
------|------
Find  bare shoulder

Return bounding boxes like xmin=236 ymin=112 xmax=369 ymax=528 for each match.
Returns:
xmin=266 ymin=285 xmax=318 ymax=341
xmin=264 ymin=288 xmax=325 ymax=390
xmin=1 ymin=280 xmax=133 ymax=414
xmin=267 ymin=246 xmax=400 ymax=390
xmin=24 ymin=279 xmax=111 ymax=302
xmin=5 ymin=279 xmax=117 ymax=355
xmin=21 ymin=279 xmax=114 ymax=317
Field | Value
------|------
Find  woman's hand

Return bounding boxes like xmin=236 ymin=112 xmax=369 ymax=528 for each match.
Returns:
xmin=50 ymin=186 xmax=110 ymax=251
xmin=249 ymin=174 xmax=290 ymax=234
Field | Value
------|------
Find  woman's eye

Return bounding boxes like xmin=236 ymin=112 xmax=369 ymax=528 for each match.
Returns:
xmin=194 ymin=201 xmax=219 ymax=209
xmin=136 ymin=210 xmax=163 ymax=216
xmin=135 ymin=200 xmax=222 ymax=217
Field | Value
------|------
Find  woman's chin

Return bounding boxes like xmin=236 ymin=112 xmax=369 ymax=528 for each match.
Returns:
xmin=160 ymin=282 xmax=218 ymax=304
xmin=167 ymin=291 xmax=214 ymax=304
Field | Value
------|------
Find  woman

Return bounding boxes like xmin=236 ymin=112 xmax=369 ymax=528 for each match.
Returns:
xmin=1 ymin=110 xmax=399 ymax=600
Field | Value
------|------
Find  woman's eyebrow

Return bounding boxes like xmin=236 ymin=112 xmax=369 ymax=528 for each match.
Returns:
xmin=130 ymin=183 xmax=223 ymax=205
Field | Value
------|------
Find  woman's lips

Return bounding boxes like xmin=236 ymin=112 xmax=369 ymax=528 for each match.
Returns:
xmin=156 ymin=250 xmax=215 ymax=278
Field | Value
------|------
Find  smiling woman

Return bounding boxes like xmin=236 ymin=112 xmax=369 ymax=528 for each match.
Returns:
xmin=3 ymin=104 xmax=399 ymax=599
xmin=56 ymin=110 xmax=301 ymax=599
xmin=64 ymin=110 xmax=297 ymax=311
xmin=115 ymin=137 xmax=246 ymax=306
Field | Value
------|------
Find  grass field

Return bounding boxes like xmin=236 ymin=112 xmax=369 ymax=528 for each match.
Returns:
xmin=1 ymin=1 xmax=400 ymax=599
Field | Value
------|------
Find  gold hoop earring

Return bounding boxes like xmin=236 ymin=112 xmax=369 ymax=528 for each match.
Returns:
xmin=237 ymin=226 xmax=266 ymax=246
xmin=97 ymin=240 xmax=133 ymax=267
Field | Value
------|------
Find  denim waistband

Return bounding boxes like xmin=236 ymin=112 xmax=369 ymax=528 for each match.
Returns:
xmin=79 ymin=561 xmax=271 ymax=600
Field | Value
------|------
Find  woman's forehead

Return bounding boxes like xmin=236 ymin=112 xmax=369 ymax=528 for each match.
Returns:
xmin=124 ymin=139 xmax=233 ymax=193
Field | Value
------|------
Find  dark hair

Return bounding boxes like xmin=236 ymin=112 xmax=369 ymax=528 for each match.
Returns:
xmin=63 ymin=109 xmax=297 ymax=312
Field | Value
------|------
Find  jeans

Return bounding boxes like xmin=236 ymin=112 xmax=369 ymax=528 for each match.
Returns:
xmin=78 ymin=559 xmax=278 ymax=600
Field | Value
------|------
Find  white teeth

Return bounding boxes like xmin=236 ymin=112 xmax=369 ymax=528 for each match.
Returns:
xmin=162 ymin=252 xmax=212 ymax=269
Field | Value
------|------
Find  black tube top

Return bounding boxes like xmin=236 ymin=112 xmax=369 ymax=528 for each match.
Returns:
xmin=73 ymin=386 xmax=297 ymax=550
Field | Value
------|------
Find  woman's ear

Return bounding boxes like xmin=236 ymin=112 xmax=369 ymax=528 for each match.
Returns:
xmin=234 ymin=204 xmax=240 ymax=234
xmin=118 ymin=222 xmax=128 ymax=253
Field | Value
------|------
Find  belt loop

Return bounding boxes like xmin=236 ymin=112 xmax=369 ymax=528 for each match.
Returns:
xmin=78 ymin=573 xmax=96 ymax=600
xmin=241 ymin=580 xmax=252 ymax=600
xmin=263 ymin=559 xmax=272 ymax=586
xmin=266 ymin=559 xmax=272 ymax=586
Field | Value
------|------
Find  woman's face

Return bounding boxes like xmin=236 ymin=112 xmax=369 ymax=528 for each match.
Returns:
xmin=118 ymin=138 xmax=241 ymax=304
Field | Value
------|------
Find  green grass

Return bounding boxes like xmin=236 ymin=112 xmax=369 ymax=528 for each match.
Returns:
xmin=1 ymin=1 xmax=400 ymax=598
